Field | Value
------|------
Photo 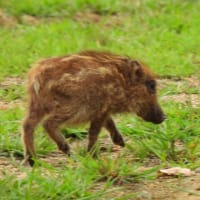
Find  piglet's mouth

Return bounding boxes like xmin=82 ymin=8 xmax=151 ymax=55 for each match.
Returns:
xmin=139 ymin=115 xmax=165 ymax=124
xmin=137 ymin=106 xmax=166 ymax=124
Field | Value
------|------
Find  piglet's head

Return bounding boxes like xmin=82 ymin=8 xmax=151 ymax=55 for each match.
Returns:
xmin=128 ymin=60 xmax=166 ymax=124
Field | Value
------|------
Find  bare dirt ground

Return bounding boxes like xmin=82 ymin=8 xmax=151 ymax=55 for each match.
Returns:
xmin=158 ymin=76 xmax=200 ymax=108
xmin=0 ymin=77 xmax=25 ymax=109
xmin=1 ymin=149 xmax=200 ymax=200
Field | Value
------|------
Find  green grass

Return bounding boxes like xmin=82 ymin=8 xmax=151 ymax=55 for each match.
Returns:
xmin=0 ymin=0 xmax=127 ymax=17
xmin=0 ymin=85 xmax=25 ymax=101
xmin=0 ymin=0 xmax=200 ymax=79
xmin=118 ymin=103 xmax=200 ymax=164
xmin=0 ymin=165 xmax=110 ymax=200
xmin=0 ymin=0 xmax=200 ymax=199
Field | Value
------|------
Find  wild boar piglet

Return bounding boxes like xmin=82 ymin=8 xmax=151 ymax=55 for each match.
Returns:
xmin=22 ymin=51 xmax=165 ymax=166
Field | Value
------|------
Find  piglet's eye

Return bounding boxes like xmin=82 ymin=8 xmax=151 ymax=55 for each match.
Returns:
xmin=146 ymin=80 xmax=156 ymax=93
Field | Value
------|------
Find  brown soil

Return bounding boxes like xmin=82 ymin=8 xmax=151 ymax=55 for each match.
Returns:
xmin=0 ymin=9 xmax=17 ymax=27
xmin=0 ymin=10 xmax=63 ymax=27
xmin=0 ymin=77 xmax=25 ymax=110
xmin=161 ymin=93 xmax=200 ymax=107
xmin=0 ymin=77 xmax=25 ymax=86
xmin=158 ymin=76 xmax=200 ymax=108
xmin=1 ymin=148 xmax=200 ymax=200
xmin=0 ymin=99 xmax=23 ymax=110
xmin=74 ymin=10 xmax=102 ymax=23
xmin=74 ymin=10 xmax=125 ymax=28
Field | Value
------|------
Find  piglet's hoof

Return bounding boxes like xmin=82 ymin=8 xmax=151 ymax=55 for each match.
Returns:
xmin=59 ymin=144 xmax=71 ymax=156
xmin=113 ymin=134 xmax=125 ymax=147
xmin=21 ymin=156 xmax=35 ymax=167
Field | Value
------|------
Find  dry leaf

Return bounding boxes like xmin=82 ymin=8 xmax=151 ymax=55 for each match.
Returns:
xmin=159 ymin=167 xmax=195 ymax=177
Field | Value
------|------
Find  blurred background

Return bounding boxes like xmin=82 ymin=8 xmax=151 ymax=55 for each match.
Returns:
xmin=0 ymin=0 xmax=199 ymax=79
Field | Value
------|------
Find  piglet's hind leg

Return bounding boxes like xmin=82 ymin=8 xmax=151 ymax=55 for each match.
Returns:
xmin=43 ymin=115 xmax=70 ymax=155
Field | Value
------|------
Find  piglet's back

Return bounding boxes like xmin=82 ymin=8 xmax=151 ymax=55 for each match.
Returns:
xmin=28 ymin=52 xmax=128 ymax=97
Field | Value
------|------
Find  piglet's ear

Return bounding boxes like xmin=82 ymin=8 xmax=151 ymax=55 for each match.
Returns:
xmin=131 ymin=60 xmax=143 ymax=78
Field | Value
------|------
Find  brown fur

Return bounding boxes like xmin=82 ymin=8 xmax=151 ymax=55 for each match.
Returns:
xmin=22 ymin=51 xmax=165 ymax=165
